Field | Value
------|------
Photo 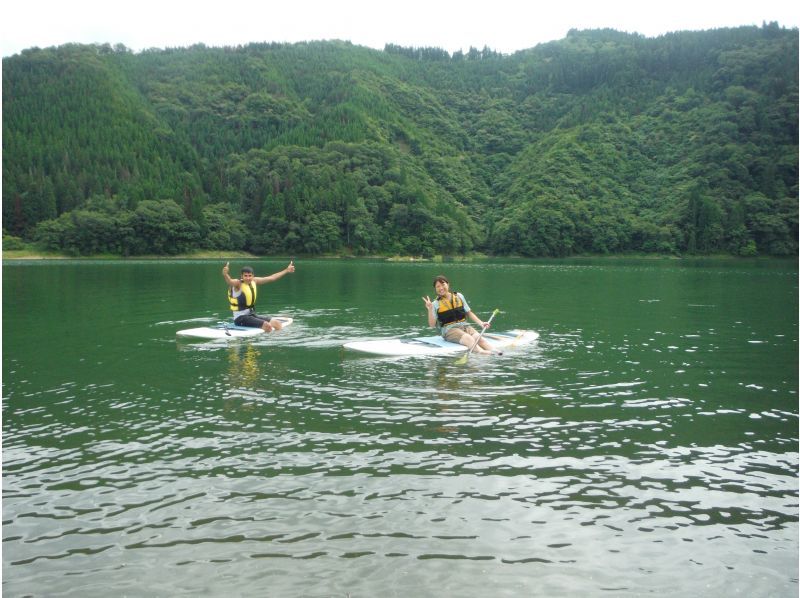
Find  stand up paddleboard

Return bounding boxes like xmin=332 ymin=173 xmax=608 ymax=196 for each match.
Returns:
xmin=343 ymin=329 xmax=538 ymax=357
xmin=176 ymin=316 xmax=293 ymax=340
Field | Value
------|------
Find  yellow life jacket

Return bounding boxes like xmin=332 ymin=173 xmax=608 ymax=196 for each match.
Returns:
xmin=437 ymin=292 xmax=467 ymax=326
xmin=228 ymin=280 xmax=257 ymax=311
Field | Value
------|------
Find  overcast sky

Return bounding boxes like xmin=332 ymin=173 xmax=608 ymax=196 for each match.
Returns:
xmin=2 ymin=0 xmax=798 ymax=58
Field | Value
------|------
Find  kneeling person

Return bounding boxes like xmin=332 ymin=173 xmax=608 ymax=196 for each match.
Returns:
xmin=222 ymin=261 xmax=295 ymax=332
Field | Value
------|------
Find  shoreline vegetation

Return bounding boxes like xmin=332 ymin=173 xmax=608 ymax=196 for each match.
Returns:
xmin=3 ymin=249 xmax=790 ymax=263
xmin=3 ymin=29 xmax=797 ymax=261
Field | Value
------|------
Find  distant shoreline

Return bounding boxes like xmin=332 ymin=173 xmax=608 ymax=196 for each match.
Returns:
xmin=2 ymin=250 xmax=257 ymax=261
xmin=3 ymin=250 xmax=790 ymax=262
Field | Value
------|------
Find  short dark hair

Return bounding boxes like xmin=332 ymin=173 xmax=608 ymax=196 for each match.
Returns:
xmin=433 ymin=275 xmax=449 ymax=287
xmin=241 ymin=266 xmax=254 ymax=275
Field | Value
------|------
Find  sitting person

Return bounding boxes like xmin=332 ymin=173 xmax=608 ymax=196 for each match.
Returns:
xmin=422 ymin=274 xmax=493 ymax=354
xmin=222 ymin=261 xmax=294 ymax=331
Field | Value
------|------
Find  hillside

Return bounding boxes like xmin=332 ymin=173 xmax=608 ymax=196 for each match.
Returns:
xmin=2 ymin=25 xmax=797 ymax=256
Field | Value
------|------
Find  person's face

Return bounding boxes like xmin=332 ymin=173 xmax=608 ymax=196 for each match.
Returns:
xmin=434 ymin=280 xmax=449 ymax=297
xmin=241 ymin=272 xmax=254 ymax=282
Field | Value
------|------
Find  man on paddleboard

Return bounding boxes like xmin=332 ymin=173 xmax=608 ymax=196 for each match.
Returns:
xmin=422 ymin=275 xmax=493 ymax=354
xmin=222 ymin=261 xmax=295 ymax=332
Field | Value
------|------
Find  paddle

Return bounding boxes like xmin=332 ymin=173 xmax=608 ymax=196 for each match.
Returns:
xmin=455 ymin=308 xmax=499 ymax=364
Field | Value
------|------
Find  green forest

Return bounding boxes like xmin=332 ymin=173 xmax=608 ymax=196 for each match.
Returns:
xmin=2 ymin=25 xmax=798 ymax=257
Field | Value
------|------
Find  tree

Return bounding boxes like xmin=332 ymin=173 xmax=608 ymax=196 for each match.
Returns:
xmin=4 ymin=30 xmax=798 ymax=256
xmin=303 ymin=211 xmax=342 ymax=253
xmin=124 ymin=200 xmax=200 ymax=255
xmin=201 ymin=203 xmax=247 ymax=250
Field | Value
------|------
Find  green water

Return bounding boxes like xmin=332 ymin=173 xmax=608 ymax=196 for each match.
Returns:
xmin=3 ymin=258 xmax=798 ymax=596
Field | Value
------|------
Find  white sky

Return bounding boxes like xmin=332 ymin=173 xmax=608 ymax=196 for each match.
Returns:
xmin=2 ymin=0 xmax=798 ymax=58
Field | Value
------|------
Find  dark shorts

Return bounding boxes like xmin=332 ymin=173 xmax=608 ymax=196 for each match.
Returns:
xmin=234 ymin=313 xmax=273 ymax=328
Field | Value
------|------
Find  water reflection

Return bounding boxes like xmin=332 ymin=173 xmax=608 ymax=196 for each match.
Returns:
xmin=426 ymin=360 xmax=464 ymax=434
xmin=226 ymin=344 xmax=262 ymax=388
xmin=221 ymin=344 xmax=264 ymax=419
xmin=4 ymin=260 xmax=797 ymax=597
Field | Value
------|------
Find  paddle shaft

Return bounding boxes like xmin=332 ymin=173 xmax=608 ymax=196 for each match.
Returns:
xmin=458 ymin=308 xmax=499 ymax=362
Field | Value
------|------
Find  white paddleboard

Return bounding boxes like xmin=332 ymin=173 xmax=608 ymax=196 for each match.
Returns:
xmin=176 ymin=316 xmax=293 ymax=340
xmin=343 ymin=329 xmax=539 ymax=356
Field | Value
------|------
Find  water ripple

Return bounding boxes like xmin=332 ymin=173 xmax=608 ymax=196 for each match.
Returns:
xmin=4 ymin=263 xmax=797 ymax=597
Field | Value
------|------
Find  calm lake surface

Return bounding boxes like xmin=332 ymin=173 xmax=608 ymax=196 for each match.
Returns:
xmin=3 ymin=257 xmax=798 ymax=597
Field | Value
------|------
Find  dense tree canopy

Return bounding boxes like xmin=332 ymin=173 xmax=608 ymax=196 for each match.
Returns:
xmin=3 ymin=25 xmax=797 ymax=257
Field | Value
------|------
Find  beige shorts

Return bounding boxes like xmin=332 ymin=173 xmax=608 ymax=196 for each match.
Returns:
xmin=443 ymin=324 xmax=478 ymax=344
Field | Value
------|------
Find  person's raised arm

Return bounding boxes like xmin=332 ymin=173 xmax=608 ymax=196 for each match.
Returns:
xmin=222 ymin=262 xmax=240 ymax=288
xmin=422 ymin=296 xmax=437 ymax=328
xmin=255 ymin=260 xmax=295 ymax=284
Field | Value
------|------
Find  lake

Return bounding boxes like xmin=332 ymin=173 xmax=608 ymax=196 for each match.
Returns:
xmin=2 ymin=257 xmax=798 ymax=596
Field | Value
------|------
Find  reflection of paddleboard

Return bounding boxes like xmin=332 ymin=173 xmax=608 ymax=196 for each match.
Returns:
xmin=343 ymin=330 xmax=539 ymax=357
xmin=176 ymin=316 xmax=293 ymax=340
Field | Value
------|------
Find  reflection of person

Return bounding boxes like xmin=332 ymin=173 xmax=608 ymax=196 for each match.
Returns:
xmin=422 ymin=275 xmax=493 ymax=354
xmin=222 ymin=261 xmax=294 ymax=332
xmin=229 ymin=344 xmax=261 ymax=388
xmin=223 ymin=344 xmax=261 ymax=416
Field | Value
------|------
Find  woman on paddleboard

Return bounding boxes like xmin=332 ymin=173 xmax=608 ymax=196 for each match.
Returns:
xmin=422 ymin=275 xmax=494 ymax=355
xmin=222 ymin=261 xmax=294 ymax=332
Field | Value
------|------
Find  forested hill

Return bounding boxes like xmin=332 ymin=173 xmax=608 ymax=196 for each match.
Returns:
xmin=3 ymin=24 xmax=798 ymax=257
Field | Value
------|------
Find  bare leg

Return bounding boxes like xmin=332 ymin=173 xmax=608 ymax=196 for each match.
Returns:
xmin=466 ymin=327 xmax=499 ymax=354
xmin=457 ymin=328 xmax=490 ymax=354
